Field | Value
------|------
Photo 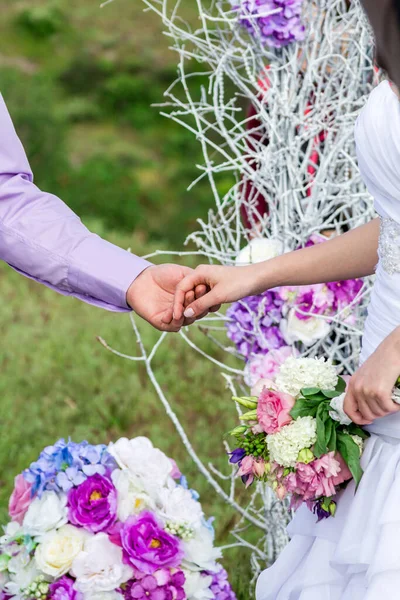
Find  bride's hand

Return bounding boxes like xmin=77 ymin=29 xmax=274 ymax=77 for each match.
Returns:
xmin=344 ymin=328 xmax=400 ymax=425
xmin=172 ymin=264 xmax=257 ymax=321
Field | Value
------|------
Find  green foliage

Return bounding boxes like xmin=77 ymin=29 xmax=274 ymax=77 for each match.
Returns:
xmin=15 ymin=5 xmax=67 ymax=39
xmin=0 ymin=68 xmax=68 ymax=189
xmin=60 ymin=156 xmax=144 ymax=233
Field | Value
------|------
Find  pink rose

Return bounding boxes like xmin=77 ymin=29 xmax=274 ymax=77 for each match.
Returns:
xmin=332 ymin=452 xmax=352 ymax=486
xmin=245 ymin=347 xmax=295 ymax=389
xmin=9 ymin=474 xmax=33 ymax=524
xmin=257 ymin=388 xmax=296 ymax=434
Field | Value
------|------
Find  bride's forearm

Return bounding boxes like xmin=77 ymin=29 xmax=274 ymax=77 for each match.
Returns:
xmin=250 ymin=218 xmax=380 ymax=294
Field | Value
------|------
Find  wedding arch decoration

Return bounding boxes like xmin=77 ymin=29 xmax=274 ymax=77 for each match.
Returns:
xmin=100 ymin=0 xmax=377 ymax=586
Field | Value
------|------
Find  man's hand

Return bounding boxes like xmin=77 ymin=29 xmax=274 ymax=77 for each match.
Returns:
xmin=126 ymin=264 xmax=208 ymax=332
xmin=344 ymin=328 xmax=400 ymax=425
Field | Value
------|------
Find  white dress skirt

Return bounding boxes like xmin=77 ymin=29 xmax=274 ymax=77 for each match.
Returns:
xmin=256 ymin=81 xmax=400 ymax=599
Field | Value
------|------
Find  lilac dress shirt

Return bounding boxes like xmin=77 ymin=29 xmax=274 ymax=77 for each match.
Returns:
xmin=0 ymin=94 xmax=151 ymax=312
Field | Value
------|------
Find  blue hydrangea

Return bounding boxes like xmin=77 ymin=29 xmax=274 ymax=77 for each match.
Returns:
xmin=23 ymin=439 xmax=117 ymax=497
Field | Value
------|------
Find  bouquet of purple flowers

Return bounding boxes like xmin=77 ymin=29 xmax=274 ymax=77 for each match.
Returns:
xmin=0 ymin=437 xmax=236 ymax=600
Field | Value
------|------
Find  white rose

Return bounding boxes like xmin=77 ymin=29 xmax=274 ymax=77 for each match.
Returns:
xmin=111 ymin=469 xmax=155 ymax=522
xmin=5 ymin=549 xmax=38 ymax=599
xmin=35 ymin=525 xmax=88 ymax=577
xmin=183 ymin=571 xmax=213 ymax=600
xmin=182 ymin=525 xmax=222 ymax=572
xmin=108 ymin=437 xmax=173 ymax=494
xmin=23 ymin=492 xmax=68 ymax=538
xmin=235 ymin=238 xmax=283 ymax=266
xmin=72 ymin=534 xmax=132 ymax=594
xmin=280 ymin=309 xmax=331 ymax=346
xmin=156 ymin=481 xmax=203 ymax=531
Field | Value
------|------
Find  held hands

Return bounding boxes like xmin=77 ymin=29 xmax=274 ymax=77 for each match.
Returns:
xmin=172 ymin=264 xmax=257 ymax=321
xmin=344 ymin=329 xmax=400 ymax=425
xmin=126 ymin=264 xmax=211 ymax=332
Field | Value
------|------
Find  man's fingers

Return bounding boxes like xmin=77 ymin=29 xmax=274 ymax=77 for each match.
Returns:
xmin=173 ymin=273 xmax=203 ymax=321
xmin=195 ymin=284 xmax=208 ymax=299
xmin=184 ymin=290 xmax=195 ymax=308
xmin=209 ymin=304 xmax=221 ymax=313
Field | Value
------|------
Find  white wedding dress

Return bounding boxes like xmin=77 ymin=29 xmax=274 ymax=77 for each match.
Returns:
xmin=257 ymin=80 xmax=400 ymax=600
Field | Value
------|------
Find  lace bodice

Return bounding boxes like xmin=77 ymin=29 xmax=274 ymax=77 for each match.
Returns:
xmin=378 ymin=217 xmax=400 ymax=276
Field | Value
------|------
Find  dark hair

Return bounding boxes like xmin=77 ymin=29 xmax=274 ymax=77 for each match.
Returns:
xmin=394 ymin=0 xmax=400 ymax=21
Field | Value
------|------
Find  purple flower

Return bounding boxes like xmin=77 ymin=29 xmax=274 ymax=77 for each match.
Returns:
xmin=231 ymin=0 xmax=306 ymax=49
xmin=49 ymin=577 xmax=82 ymax=600
xmin=226 ymin=291 xmax=285 ymax=359
xmin=67 ymin=473 xmax=117 ymax=533
xmin=120 ymin=513 xmax=183 ymax=575
xmin=327 ymin=279 xmax=363 ymax=312
xmin=206 ymin=567 xmax=237 ymax=600
xmin=123 ymin=569 xmax=185 ymax=600
xmin=229 ymin=448 xmax=246 ymax=465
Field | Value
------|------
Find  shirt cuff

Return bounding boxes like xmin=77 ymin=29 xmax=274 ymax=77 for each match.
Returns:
xmin=68 ymin=234 xmax=152 ymax=311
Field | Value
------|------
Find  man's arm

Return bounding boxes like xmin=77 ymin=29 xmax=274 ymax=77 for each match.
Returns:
xmin=0 ymin=93 xmax=153 ymax=313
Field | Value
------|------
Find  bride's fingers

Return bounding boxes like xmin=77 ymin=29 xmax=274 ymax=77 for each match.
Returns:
xmin=195 ymin=284 xmax=207 ymax=299
xmin=344 ymin=390 xmax=372 ymax=425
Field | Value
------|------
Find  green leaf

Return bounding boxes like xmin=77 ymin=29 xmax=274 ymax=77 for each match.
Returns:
xmin=327 ymin=423 xmax=337 ymax=452
xmin=337 ymin=432 xmax=363 ymax=486
xmin=336 ymin=376 xmax=347 ymax=393
xmin=314 ymin=403 xmax=330 ymax=457
xmin=300 ymin=387 xmax=322 ymax=397
xmin=346 ymin=424 xmax=370 ymax=440
xmin=290 ymin=398 xmax=322 ymax=419
xmin=321 ymin=389 xmax=341 ymax=399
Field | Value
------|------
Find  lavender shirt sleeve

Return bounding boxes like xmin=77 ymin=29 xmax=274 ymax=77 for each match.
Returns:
xmin=0 ymin=94 xmax=152 ymax=312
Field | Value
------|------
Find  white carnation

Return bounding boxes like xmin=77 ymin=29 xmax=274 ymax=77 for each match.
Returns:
xmin=107 ymin=437 xmax=173 ymax=495
xmin=235 ymin=238 xmax=283 ymax=266
xmin=5 ymin=549 xmax=39 ymax=599
xmin=72 ymin=534 xmax=133 ymax=594
xmin=156 ymin=481 xmax=203 ymax=532
xmin=23 ymin=492 xmax=68 ymax=539
xmin=182 ymin=525 xmax=222 ymax=572
xmin=275 ymin=357 xmax=338 ymax=397
xmin=267 ymin=417 xmax=317 ymax=467
xmin=111 ymin=469 xmax=155 ymax=522
xmin=329 ymin=393 xmax=352 ymax=426
xmin=280 ymin=309 xmax=331 ymax=347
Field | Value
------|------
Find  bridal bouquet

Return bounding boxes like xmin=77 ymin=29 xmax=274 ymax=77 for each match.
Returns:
xmin=229 ymin=357 xmax=369 ymax=520
xmin=0 ymin=437 xmax=236 ymax=600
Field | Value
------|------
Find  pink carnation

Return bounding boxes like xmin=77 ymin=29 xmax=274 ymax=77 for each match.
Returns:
xmin=257 ymin=388 xmax=296 ymax=434
xmin=284 ymin=452 xmax=348 ymax=504
xmin=245 ymin=347 xmax=294 ymax=388
xmin=9 ymin=474 xmax=33 ymax=524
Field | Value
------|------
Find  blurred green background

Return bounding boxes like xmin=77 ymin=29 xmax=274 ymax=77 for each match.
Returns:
xmin=0 ymin=0 xmax=251 ymax=595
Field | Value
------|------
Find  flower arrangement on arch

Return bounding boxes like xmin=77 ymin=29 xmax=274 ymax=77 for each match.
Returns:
xmin=229 ymin=0 xmax=306 ymax=48
xmin=228 ymin=356 xmax=370 ymax=520
xmin=227 ymin=235 xmax=363 ymax=381
xmin=0 ymin=437 xmax=236 ymax=600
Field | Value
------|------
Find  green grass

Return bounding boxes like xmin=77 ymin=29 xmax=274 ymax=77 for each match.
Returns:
xmin=0 ymin=221 xmax=254 ymax=596
xmin=0 ymin=3 xmax=255 ymax=595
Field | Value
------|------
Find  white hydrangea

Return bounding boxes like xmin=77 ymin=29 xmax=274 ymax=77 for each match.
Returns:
xmin=275 ymin=357 xmax=338 ymax=397
xmin=267 ymin=417 xmax=318 ymax=467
